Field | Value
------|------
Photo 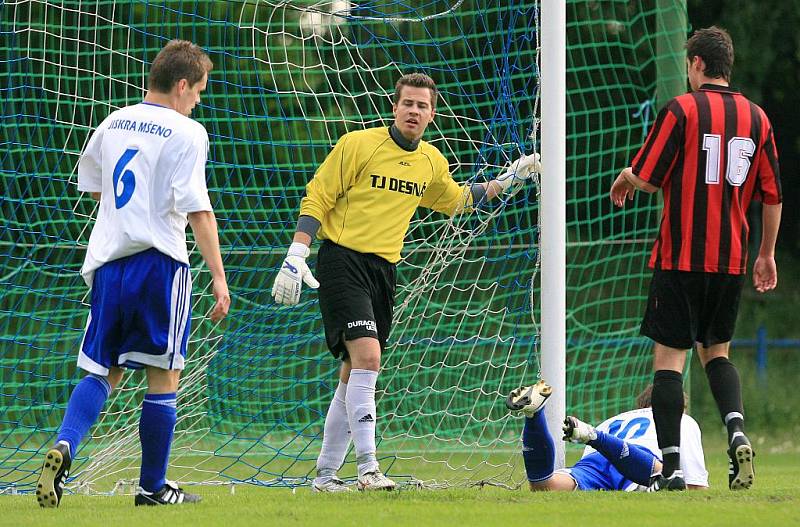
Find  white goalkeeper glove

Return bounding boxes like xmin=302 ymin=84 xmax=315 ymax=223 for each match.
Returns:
xmin=495 ymin=152 xmax=541 ymax=196
xmin=271 ymin=242 xmax=320 ymax=305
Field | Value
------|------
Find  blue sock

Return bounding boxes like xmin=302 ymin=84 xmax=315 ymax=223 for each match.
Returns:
xmin=588 ymin=431 xmax=657 ymax=485
xmin=521 ymin=409 xmax=555 ymax=482
xmin=57 ymin=374 xmax=111 ymax=455
xmin=138 ymin=392 xmax=177 ymax=493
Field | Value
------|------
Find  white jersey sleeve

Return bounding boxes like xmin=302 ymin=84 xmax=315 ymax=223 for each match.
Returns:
xmin=171 ymin=123 xmax=212 ymax=213
xmin=582 ymin=408 xmax=709 ymax=489
xmin=679 ymin=415 xmax=709 ymax=487
xmin=77 ymin=119 xmax=108 ymax=192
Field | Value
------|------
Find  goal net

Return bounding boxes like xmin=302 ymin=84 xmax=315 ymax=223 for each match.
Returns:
xmin=0 ymin=0 xmax=684 ymax=492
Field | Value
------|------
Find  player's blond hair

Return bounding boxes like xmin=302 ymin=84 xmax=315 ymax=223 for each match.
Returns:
xmin=148 ymin=40 xmax=213 ymax=93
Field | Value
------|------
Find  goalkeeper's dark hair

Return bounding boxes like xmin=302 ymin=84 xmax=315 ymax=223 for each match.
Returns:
xmin=686 ymin=26 xmax=734 ymax=81
xmin=636 ymin=384 xmax=689 ymax=411
xmin=394 ymin=73 xmax=438 ymax=108
xmin=149 ymin=40 xmax=213 ymax=93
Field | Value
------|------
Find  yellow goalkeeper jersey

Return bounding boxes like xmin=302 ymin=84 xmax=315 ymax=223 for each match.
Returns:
xmin=299 ymin=126 xmax=473 ymax=263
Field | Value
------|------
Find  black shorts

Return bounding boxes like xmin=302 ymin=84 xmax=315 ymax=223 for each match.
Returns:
xmin=640 ymin=269 xmax=745 ymax=349
xmin=315 ymin=241 xmax=397 ymax=359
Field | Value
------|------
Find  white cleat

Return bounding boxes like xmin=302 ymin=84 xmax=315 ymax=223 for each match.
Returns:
xmin=356 ymin=471 xmax=396 ymax=491
xmin=312 ymin=477 xmax=352 ymax=493
xmin=506 ymin=379 xmax=553 ymax=417
xmin=562 ymin=415 xmax=598 ymax=444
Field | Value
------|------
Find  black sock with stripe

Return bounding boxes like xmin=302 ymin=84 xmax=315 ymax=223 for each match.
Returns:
xmin=705 ymin=357 xmax=745 ymax=443
xmin=652 ymin=369 xmax=684 ymax=477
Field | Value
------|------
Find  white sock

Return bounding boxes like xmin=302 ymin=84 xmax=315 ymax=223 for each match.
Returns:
xmin=56 ymin=440 xmax=71 ymax=456
xmin=346 ymin=369 xmax=379 ymax=476
xmin=315 ymin=381 xmax=351 ymax=479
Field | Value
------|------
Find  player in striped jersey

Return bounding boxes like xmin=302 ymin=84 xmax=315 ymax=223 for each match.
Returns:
xmin=36 ymin=41 xmax=230 ymax=508
xmin=610 ymin=26 xmax=782 ymax=491
xmin=271 ymin=73 xmax=540 ymax=492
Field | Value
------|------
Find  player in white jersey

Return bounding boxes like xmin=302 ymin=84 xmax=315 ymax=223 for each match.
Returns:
xmin=36 ymin=40 xmax=230 ymax=509
xmin=506 ymin=381 xmax=708 ymax=492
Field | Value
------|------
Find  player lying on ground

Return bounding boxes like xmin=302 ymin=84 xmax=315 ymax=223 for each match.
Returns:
xmin=36 ymin=40 xmax=230 ymax=508
xmin=506 ymin=380 xmax=708 ymax=491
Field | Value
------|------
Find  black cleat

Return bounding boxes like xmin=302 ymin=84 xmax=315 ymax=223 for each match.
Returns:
xmin=36 ymin=443 xmax=72 ymax=508
xmin=647 ymin=470 xmax=686 ymax=492
xmin=135 ymin=480 xmax=201 ymax=506
xmin=728 ymin=434 xmax=755 ymax=490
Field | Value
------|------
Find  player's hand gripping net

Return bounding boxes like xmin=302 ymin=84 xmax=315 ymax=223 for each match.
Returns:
xmin=495 ymin=152 xmax=541 ymax=197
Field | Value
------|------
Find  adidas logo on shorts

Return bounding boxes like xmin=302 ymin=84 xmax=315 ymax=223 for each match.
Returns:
xmin=358 ymin=414 xmax=374 ymax=423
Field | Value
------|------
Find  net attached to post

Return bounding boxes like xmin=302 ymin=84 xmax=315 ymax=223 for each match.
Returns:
xmin=0 ymin=0 xmax=684 ymax=493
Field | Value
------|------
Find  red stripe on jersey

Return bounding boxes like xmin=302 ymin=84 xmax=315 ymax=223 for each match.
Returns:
xmin=677 ymin=95 xmax=698 ymax=271
xmin=755 ymin=107 xmax=782 ymax=204
xmin=632 ymin=111 xmax=679 ymax=185
xmin=652 ymin=191 xmax=672 ymax=269
xmin=703 ymin=92 xmax=726 ymax=272
xmin=727 ymin=95 xmax=754 ymax=271
xmin=739 ymin=105 xmax=764 ymax=213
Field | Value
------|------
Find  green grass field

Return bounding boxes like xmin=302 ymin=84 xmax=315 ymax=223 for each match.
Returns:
xmin=2 ymin=441 xmax=797 ymax=527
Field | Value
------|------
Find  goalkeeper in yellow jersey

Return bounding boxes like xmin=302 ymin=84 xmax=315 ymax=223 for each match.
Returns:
xmin=271 ymin=73 xmax=540 ymax=492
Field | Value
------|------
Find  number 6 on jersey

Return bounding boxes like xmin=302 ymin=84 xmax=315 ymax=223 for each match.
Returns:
xmin=113 ymin=148 xmax=138 ymax=208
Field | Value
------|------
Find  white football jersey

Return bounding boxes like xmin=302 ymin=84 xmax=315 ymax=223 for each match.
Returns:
xmin=78 ymin=102 xmax=213 ymax=286
xmin=582 ymin=408 xmax=709 ymax=488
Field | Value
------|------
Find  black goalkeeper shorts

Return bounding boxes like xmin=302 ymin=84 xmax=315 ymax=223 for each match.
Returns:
xmin=315 ymin=240 xmax=396 ymax=359
xmin=640 ymin=269 xmax=745 ymax=349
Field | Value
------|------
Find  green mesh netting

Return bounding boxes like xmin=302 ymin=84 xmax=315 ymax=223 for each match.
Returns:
xmin=0 ymin=0 xmax=685 ymax=492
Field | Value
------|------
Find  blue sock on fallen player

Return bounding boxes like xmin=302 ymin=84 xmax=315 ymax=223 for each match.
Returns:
xmin=57 ymin=374 xmax=112 ymax=455
xmin=139 ymin=392 xmax=177 ymax=493
xmin=588 ymin=431 xmax=657 ymax=485
xmin=522 ymin=408 xmax=555 ymax=482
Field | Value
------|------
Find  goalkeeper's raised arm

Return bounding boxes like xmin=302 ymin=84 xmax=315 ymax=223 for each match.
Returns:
xmin=270 ymin=72 xmax=537 ymax=493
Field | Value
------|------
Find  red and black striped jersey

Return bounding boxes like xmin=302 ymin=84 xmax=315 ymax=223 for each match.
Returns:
xmin=631 ymin=84 xmax=782 ymax=275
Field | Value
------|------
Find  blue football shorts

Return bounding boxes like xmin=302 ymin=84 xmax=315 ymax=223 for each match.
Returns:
xmin=557 ymin=452 xmax=639 ymax=491
xmin=78 ymin=248 xmax=192 ymax=375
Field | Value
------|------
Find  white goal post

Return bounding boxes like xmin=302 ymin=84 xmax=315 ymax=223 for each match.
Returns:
xmin=540 ymin=0 xmax=567 ymax=469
